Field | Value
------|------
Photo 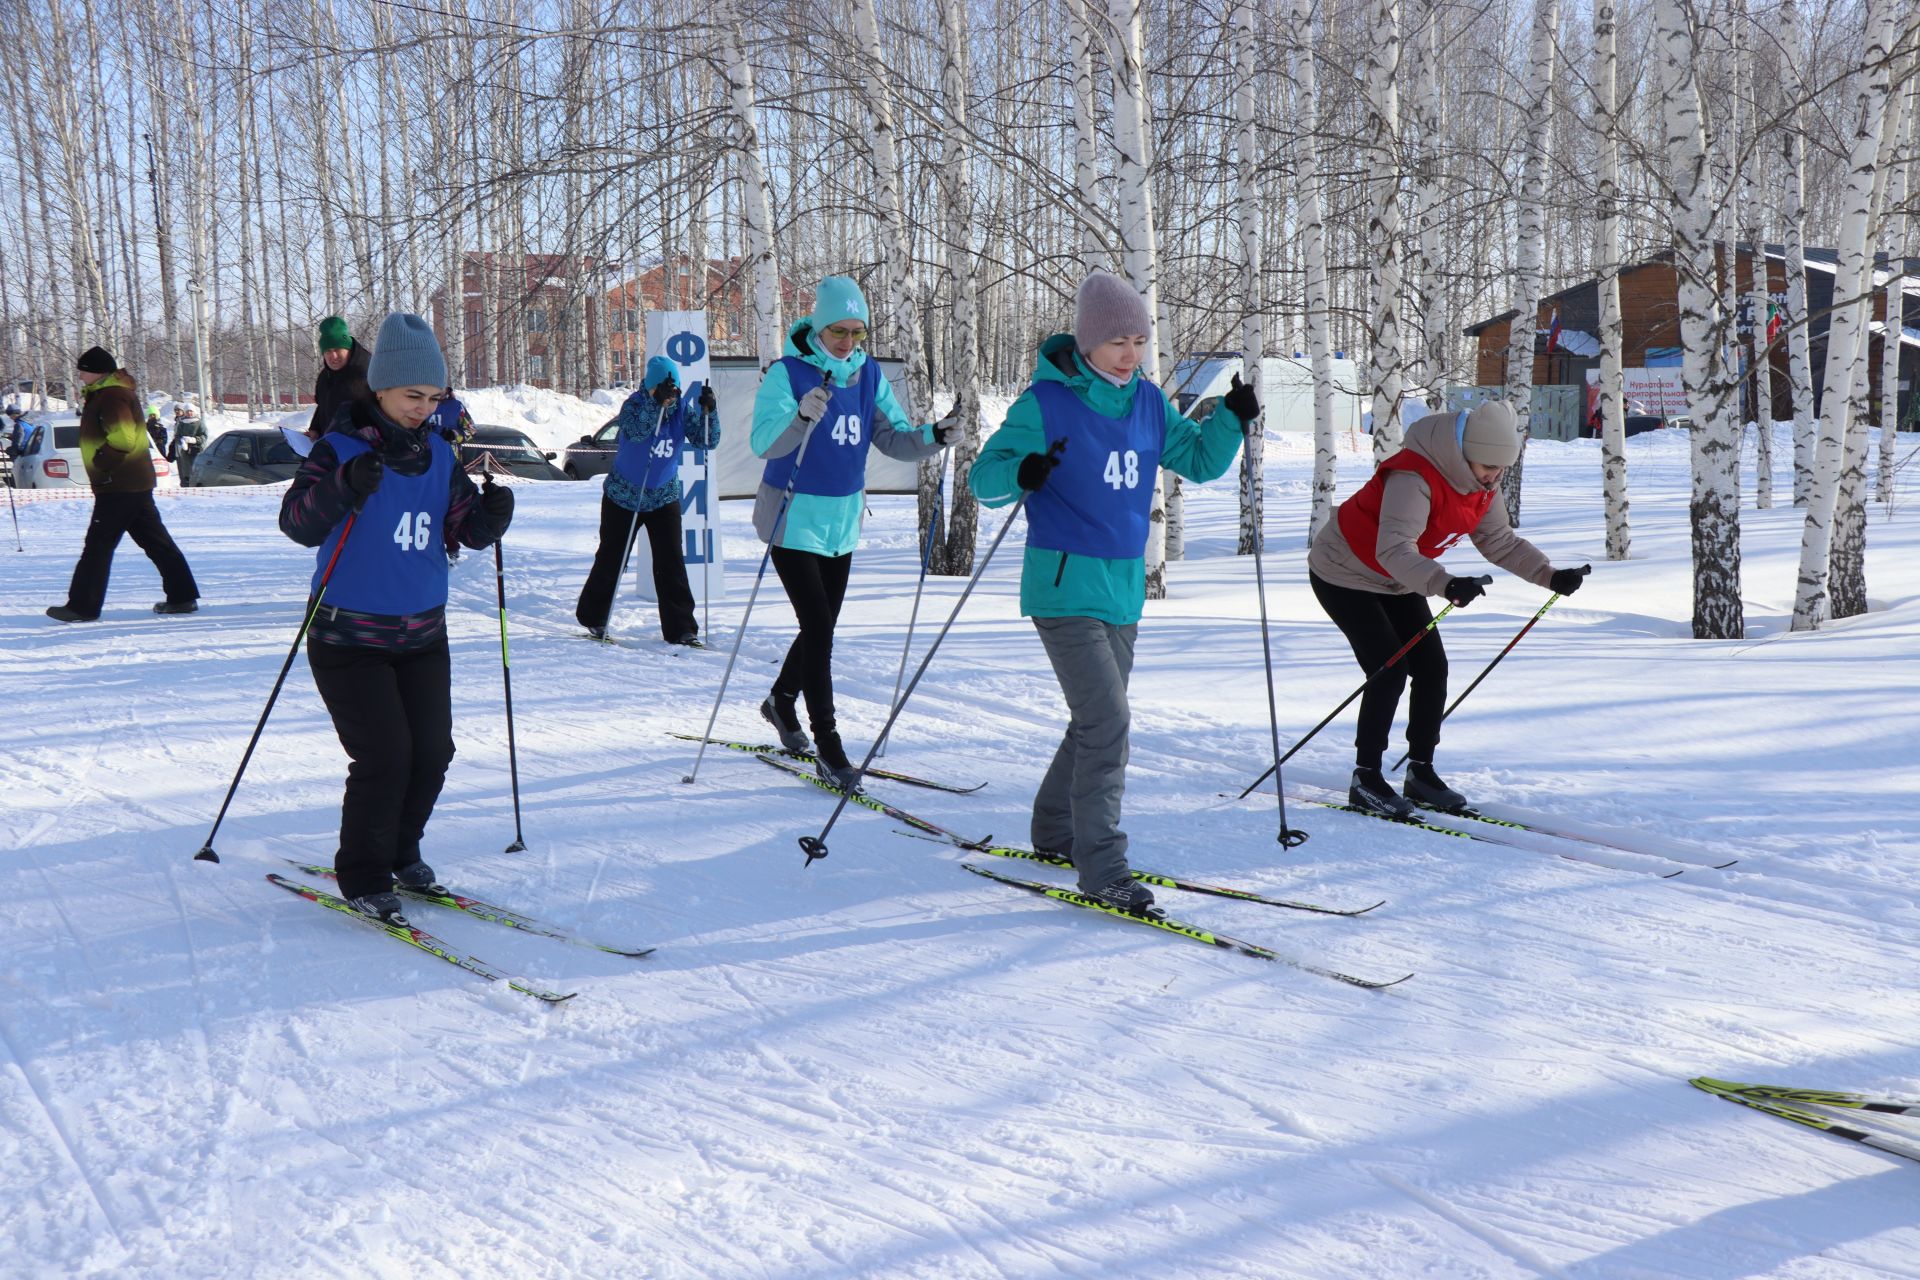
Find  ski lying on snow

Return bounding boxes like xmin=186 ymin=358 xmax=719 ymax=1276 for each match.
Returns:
xmin=267 ymin=874 xmax=576 ymax=1004
xmin=755 ymin=752 xmax=992 ymax=845
xmin=1412 ymin=801 xmax=1737 ymax=870
xmin=673 ymin=732 xmax=985 ymax=793
xmin=285 ymin=862 xmax=654 ymax=957
xmin=961 ymin=864 xmax=1410 ymax=989
xmin=894 ymin=830 xmax=1383 ymax=917
xmin=1302 ymin=798 xmax=1693 ymax=878
xmin=1692 ymin=1078 xmax=1920 ymax=1116
xmin=1691 ymin=1077 xmax=1920 ymax=1163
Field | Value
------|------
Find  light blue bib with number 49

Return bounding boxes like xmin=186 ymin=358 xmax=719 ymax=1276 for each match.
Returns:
xmin=1022 ymin=379 xmax=1165 ymax=560
xmin=311 ymin=432 xmax=455 ymax=615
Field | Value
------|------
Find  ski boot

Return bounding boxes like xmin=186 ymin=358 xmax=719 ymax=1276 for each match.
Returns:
xmin=348 ymin=892 xmax=410 ymax=926
xmin=1085 ymin=875 xmax=1156 ymax=916
xmin=812 ymin=731 xmax=863 ymax=792
xmin=760 ymin=692 xmax=810 ymax=754
xmin=1349 ymin=766 xmax=1416 ymax=819
xmin=393 ymin=860 xmax=445 ymax=895
xmin=1402 ymin=760 xmax=1467 ymax=813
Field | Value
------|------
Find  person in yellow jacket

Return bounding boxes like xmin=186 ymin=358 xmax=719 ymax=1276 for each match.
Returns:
xmin=46 ymin=346 xmax=200 ymax=622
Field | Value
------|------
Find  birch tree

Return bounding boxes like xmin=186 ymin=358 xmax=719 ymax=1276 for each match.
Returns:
xmin=1291 ymin=0 xmax=1338 ymax=543
xmin=929 ymin=0 xmax=984 ymax=575
xmin=1501 ymin=0 xmax=1560 ymax=527
xmin=1778 ymin=0 xmax=1816 ymax=506
xmin=721 ymin=0 xmax=782 ymax=370
xmin=1876 ymin=75 xmax=1915 ymax=504
xmin=1409 ymin=0 xmax=1448 ymax=387
xmin=1234 ymin=0 xmax=1265 ymax=556
xmin=1066 ymin=0 xmax=1107 ymax=273
xmin=1792 ymin=0 xmax=1895 ymax=630
xmin=1595 ymin=0 xmax=1630 ymax=559
xmin=1363 ymin=0 xmax=1406 ymax=458
xmin=1656 ymin=0 xmax=1744 ymax=639
xmin=1737 ymin=1 xmax=1772 ymax=510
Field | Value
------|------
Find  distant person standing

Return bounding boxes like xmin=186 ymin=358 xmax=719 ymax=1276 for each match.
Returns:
xmin=170 ymin=404 xmax=208 ymax=484
xmin=425 ymin=386 xmax=474 ymax=445
xmin=310 ymin=315 xmax=372 ymax=441
xmin=145 ymin=407 xmax=168 ymax=454
xmin=46 ymin=347 xmax=200 ymax=622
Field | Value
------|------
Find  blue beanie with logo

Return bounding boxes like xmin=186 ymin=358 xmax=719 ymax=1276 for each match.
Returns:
xmin=809 ymin=276 xmax=869 ymax=331
xmin=644 ymin=355 xmax=679 ymax=391
xmin=366 ymin=312 xmax=448 ymax=392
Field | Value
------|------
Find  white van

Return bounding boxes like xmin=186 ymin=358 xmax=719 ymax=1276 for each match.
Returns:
xmin=11 ymin=414 xmax=178 ymax=489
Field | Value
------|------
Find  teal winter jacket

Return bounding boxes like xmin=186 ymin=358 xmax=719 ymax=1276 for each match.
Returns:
xmin=749 ymin=320 xmax=941 ymax=556
xmin=970 ymin=335 xmax=1245 ymax=625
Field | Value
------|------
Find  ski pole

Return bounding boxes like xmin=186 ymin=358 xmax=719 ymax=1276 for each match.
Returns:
xmin=1235 ymin=577 xmax=1489 ymax=801
xmin=801 ymin=439 xmax=1063 ymax=867
xmin=1390 ymin=565 xmax=1588 ymax=771
xmin=5 ymin=465 xmax=20 ymax=551
xmin=698 ymin=443 xmax=712 ymax=640
xmin=194 ymin=509 xmax=361 ymax=863
xmin=682 ymin=388 xmax=829 ymax=786
xmin=1245 ymin=446 xmax=1308 ymax=850
xmin=878 ymin=467 xmax=943 ymax=759
xmin=485 ymin=474 xmax=528 ymax=853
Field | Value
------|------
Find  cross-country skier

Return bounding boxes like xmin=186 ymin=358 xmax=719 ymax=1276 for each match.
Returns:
xmin=748 ymin=276 xmax=962 ymax=789
xmin=969 ymin=270 xmax=1250 ymax=913
xmin=576 ymin=356 xmax=720 ymax=645
xmin=1307 ymin=400 xmax=1587 ymax=817
xmin=277 ymin=313 xmax=515 ymax=923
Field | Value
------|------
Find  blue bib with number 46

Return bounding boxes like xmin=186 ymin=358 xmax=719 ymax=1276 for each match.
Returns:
xmin=759 ymin=357 xmax=880 ymax=498
xmin=311 ymin=432 xmax=455 ymax=615
xmin=1022 ymin=379 xmax=1165 ymax=560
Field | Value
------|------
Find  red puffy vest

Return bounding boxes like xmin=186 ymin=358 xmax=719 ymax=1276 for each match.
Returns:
xmin=1336 ymin=449 xmax=1495 ymax=577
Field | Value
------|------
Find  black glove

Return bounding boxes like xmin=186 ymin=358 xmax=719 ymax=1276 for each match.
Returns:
xmin=1443 ymin=576 xmax=1486 ymax=608
xmin=344 ymin=451 xmax=383 ymax=499
xmin=652 ymin=379 xmax=680 ymax=406
xmin=699 ymin=384 xmax=717 ymax=412
xmin=1549 ymin=565 xmax=1590 ymax=595
xmin=481 ymin=482 xmax=515 ymax=530
xmin=1017 ymin=441 xmax=1065 ymax=492
xmin=1222 ymin=372 xmax=1260 ymax=426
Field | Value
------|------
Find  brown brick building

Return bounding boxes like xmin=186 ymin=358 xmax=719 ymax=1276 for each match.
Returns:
xmin=603 ymin=258 xmax=803 ymax=384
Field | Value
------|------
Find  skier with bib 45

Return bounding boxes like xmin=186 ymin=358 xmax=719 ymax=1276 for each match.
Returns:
xmin=1308 ymin=400 xmax=1587 ymax=818
xmin=278 ymin=313 xmax=515 ymax=924
xmin=969 ymin=270 xmax=1250 ymax=914
xmin=748 ymin=276 xmax=962 ymax=790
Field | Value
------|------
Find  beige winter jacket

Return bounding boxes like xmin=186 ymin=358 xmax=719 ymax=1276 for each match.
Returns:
xmin=1308 ymin=412 xmax=1555 ymax=597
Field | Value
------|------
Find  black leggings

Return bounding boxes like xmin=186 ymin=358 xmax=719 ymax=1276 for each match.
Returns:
xmin=770 ymin=545 xmax=852 ymax=740
xmin=308 ymin=637 xmax=455 ymax=900
xmin=575 ymin=493 xmax=697 ymax=639
xmin=1309 ymin=571 xmax=1448 ymax=770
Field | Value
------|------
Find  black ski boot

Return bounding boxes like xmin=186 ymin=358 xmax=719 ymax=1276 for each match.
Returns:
xmin=1086 ymin=875 xmax=1156 ymax=915
xmin=1402 ymin=760 xmax=1467 ymax=812
xmin=759 ymin=692 xmax=809 ymax=754
xmin=393 ymin=860 xmax=445 ymax=894
xmin=812 ymin=731 xmax=863 ymax=792
xmin=348 ymin=891 xmax=409 ymax=926
xmin=1349 ymin=766 xmax=1416 ymax=819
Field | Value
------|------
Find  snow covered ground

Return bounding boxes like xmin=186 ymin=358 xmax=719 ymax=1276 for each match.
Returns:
xmin=3 ymin=423 xmax=1920 ymax=1278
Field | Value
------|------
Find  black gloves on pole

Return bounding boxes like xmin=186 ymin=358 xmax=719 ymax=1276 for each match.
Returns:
xmin=344 ymin=451 xmax=383 ymax=499
xmin=1443 ymin=576 xmax=1487 ymax=607
xmin=1016 ymin=438 xmax=1068 ymax=491
xmin=481 ymin=482 xmax=515 ymax=530
xmin=699 ymin=384 xmax=717 ymax=412
xmin=1223 ymin=372 xmax=1260 ymax=426
xmin=1548 ymin=564 xmax=1592 ymax=595
xmin=652 ymin=379 xmax=680 ymax=406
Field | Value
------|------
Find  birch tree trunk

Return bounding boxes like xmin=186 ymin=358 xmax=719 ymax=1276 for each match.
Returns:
xmin=1790 ymin=0 xmax=1893 ymax=630
xmin=1411 ymin=0 xmax=1447 ymax=388
xmin=1105 ymin=0 xmax=1169 ymax=598
xmin=934 ymin=0 xmax=982 ymax=575
xmin=1292 ymin=0 xmax=1337 ymax=543
xmin=1779 ymin=0 xmax=1816 ymax=506
xmin=1875 ymin=76 xmax=1914 ymax=504
xmin=721 ymin=0 xmax=782 ymax=370
xmin=1595 ymin=0 xmax=1630 ymax=559
xmin=1501 ymin=0 xmax=1560 ymax=527
xmin=1066 ymin=0 xmax=1106 ymax=273
xmin=1234 ymin=0 xmax=1264 ymax=556
xmin=1736 ymin=1 xmax=1771 ymax=509
xmin=1656 ymin=0 xmax=1744 ymax=639
xmin=1364 ymin=0 xmax=1405 ymax=458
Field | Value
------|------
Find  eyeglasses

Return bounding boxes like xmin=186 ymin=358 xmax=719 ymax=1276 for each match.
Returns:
xmin=821 ymin=323 xmax=868 ymax=343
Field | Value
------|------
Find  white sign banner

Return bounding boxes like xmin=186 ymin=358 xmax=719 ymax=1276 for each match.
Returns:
xmin=1621 ymin=367 xmax=1688 ymax=417
xmin=633 ymin=310 xmax=726 ymax=606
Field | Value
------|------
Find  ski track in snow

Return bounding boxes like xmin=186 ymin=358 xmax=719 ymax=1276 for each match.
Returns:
xmin=2 ymin=424 xmax=1919 ymax=1277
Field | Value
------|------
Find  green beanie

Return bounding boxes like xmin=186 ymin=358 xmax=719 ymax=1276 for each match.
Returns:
xmin=317 ymin=315 xmax=351 ymax=352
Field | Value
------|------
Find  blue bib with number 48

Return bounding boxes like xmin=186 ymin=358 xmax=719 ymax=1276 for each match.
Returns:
xmin=312 ymin=432 xmax=455 ymax=615
xmin=1022 ymin=379 xmax=1165 ymax=560
xmin=759 ymin=357 xmax=880 ymax=498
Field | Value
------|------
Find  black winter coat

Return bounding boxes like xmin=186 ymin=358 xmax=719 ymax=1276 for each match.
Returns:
xmin=310 ymin=339 xmax=373 ymax=438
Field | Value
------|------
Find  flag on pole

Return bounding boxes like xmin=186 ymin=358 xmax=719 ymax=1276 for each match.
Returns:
xmin=1765 ymin=302 xmax=1783 ymax=345
xmin=1544 ymin=306 xmax=1562 ymax=356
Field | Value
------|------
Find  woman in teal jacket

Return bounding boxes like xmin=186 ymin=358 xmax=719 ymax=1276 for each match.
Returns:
xmin=970 ymin=270 xmax=1254 ymax=912
xmin=750 ymin=276 xmax=961 ymax=788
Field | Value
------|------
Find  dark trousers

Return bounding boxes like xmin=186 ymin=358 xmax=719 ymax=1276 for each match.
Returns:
xmin=770 ymin=545 xmax=852 ymax=740
xmin=1309 ymin=571 xmax=1448 ymax=770
xmin=308 ymin=637 xmax=455 ymax=900
xmin=64 ymin=490 xmax=199 ymax=617
xmin=575 ymin=494 xmax=697 ymax=640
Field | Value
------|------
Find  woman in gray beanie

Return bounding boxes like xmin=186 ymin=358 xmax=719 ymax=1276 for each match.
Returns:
xmin=1306 ymin=400 xmax=1589 ymax=818
xmin=968 ymin=270 xmax=1253 ymax=914
xmin=277 ymin=312 xmax=517 ymax=926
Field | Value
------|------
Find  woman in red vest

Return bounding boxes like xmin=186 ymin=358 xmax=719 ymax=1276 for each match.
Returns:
xmin=1307 ymin=401 xmax=1587 ymax=817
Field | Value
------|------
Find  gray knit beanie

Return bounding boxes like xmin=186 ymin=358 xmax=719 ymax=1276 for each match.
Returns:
xmin=1459 ymin=400 xmax=1522 ymax=467
xmin=366 ymin=312 xmax=448 ymax=392
xmin=1074 ymin=270 xmax=1153 ymax=355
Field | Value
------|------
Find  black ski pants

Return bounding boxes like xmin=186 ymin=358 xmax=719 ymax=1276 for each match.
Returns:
xmin=64 ymin=490 xmax=199 ymax=618
xmin=575 ymin=493 xmax=697 ymax=640
xmin=1309 ymin=571 xmax=1448 ymax=770
xmin=308 ymin=637 xmax=455 ymax=900
xmin=770 ymin=545 xmax=852 ymax=741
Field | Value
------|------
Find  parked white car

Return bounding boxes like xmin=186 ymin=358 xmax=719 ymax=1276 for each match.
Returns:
xmin=9 ymin=414 xmax=178 ymax=489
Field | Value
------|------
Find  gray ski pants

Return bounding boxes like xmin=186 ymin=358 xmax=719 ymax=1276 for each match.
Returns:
xmin=1031 ymin=616 xmax=1137 ymax=894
